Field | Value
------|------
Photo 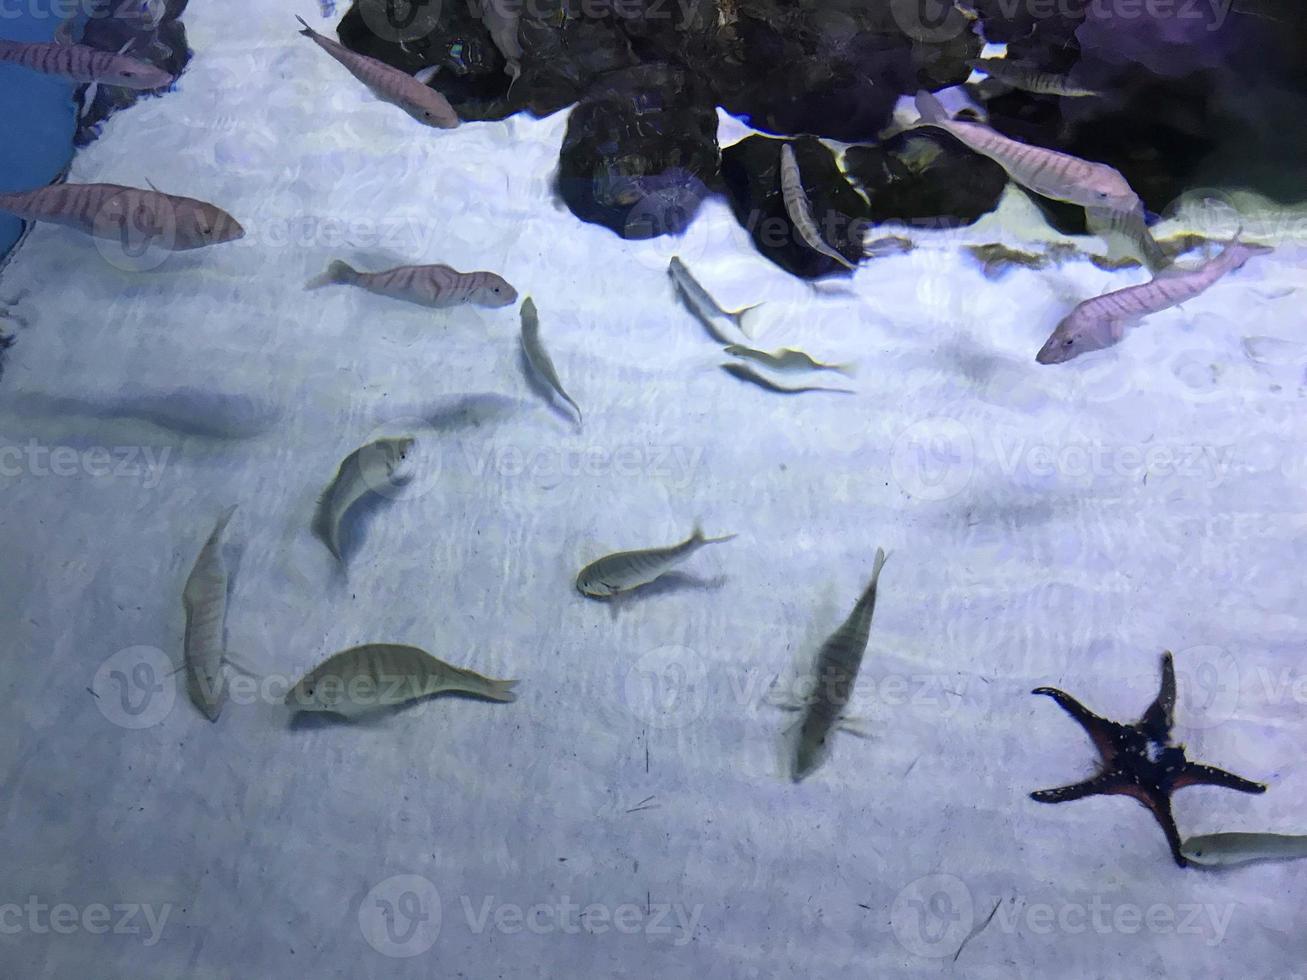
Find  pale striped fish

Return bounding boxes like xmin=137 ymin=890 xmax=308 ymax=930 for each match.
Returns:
xmin=0 ymin=183 xmax=244 ymax=250
xmin=913 ymin=90 xmax=1139 ymax=212
xmin=520 ymin=297 xmax=581 ymax=425
xmin=721 ymin=362 xmax=854 ymax=395
xmin=0 ymin=38 xmax=173 ymax=88
xmin=724 ymin=344 xmax=854 ymax=376
xmin=968 ymin=59 xmax=1101 ymax=98
xmin=793 ymin=548 xmax=888 ymax=781
xmin=778 ymin=143 xmax=858 ymax=271
xmin=182 ymin=506 xmax=237 ymax=722
xmin=1036 ymin=236 xmax=1273 ymax=363
xmin=576 ymin=524 xmax=737 ymax=598
xmin=286 ymin=644 xmax=518 ymax=716
xmin=296 ymin=17 xmax=459 ymax=128
xmin=312 ymin=437 xmax=415 ymax=563
xmin=1181 ymin=833 xmax=1307 ymax=868
xmin=306 ymin=259 xmax=517 ymax=309
xmin=668 ymin=256 xmax=760 ymax=342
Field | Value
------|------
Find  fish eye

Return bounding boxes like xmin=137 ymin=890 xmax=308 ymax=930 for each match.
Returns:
xmin=1064 ymin=338 xmax=1074 ymax=347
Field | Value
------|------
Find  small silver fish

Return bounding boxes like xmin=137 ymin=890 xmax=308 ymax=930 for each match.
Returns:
xmin=0 ymin=38 xmax=173 ymax=88
xmin=0 ymin=183 xmax=244 ymax=251
xmin=794 ymin=548 xmax=889 ymax=781
xmin=721 ymin=362 xmax=854 ymax=395
xmin=306 ymin=259 xmax=517 ymax=309
xmin=668 ymin=256 xmax=759 ymax=343
xmin=296 ymin=16 xmax=460 ymax=128
xmin=312 ymin=437 xmax=415 ymax=563
xmin=779 ymin=143 xmax=858 ymax=271
xmin=1036 ymin=236 xmax=1273 ymax=364
xmin=1180 ymin=832 xmax=1307 ymax=868
xmin=520 ymin=297 xmax=581 ymax=425
xmin=286 ymin=643 xmax=518 ymax=716
xmin=724 ymin=344 xmax=853 ymax=376
xmin=967 ymin=59 xmax=1101 ymax=98
xmin=914 ymin=90 xmax=1139 ymax=213
xmin=467 ymin=0 xmax=522 ymax=82
xmin=576 ymin=524 xmax=736 ymax=598
xmin=182 ymin=506 xmax=237 ymax=722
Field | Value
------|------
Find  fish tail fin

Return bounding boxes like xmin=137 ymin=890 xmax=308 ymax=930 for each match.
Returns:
xmin=914 ymin=89 xmax=949 ymax=125
xmin=470 ymin=675 xmax=518 ymax=702
xmin=310 ymin=498 xmax=342 ymax=562
xmin=731 ymin=302 xmax=764 ymax=338
xmin=869 ymin=547 xmax=889 ymax=585
xmin=295 ymin=14 xmax=315 ymax=36
xmin=306 ymin=260 xmax=356 ymax=290
xmin=692 ymin=523 xmax=738 ymax=546
xmin=832 ymin=361 xmax=858 ymax=378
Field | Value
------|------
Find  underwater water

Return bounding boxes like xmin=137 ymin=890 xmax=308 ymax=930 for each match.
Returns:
xmin=2 ymin=1 xmax=1307 ymax=978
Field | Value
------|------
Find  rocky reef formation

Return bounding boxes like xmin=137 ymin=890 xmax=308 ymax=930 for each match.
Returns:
xmin=332 ymin=0 xmax=1307 ymax=271
xmin=75 ymin=0 xmax=192 ymax=146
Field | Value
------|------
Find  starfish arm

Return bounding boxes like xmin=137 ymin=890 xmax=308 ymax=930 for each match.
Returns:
xmin=1032 ymin=686 xmax=1125 ymax=758
xmin=1138 ymin=651 xmax=1176 ymax=740
xmin=1030 ymin=771 xmax=1119 ymax=803
xmin=1132 ymin=787 xmax=1187 ymax=867
xmin=1173 ymin=763 xmax=1267 ymax=795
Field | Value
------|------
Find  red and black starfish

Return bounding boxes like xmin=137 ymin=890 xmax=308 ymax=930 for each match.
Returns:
xmin=1030 ymin=650 xmax=1267 ymax=867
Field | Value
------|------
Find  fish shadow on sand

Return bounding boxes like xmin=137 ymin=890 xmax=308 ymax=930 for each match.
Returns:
xmin=517 ymin=347 xmax=581 ymax=430
xmin=419 ymin=392 xmax=524 ymax=432
xmin=286 ymin=689 xmax=512 ymax=730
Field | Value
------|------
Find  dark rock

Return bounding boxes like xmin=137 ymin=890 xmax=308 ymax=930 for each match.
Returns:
xmin=554 ymin=63 xmax=719 ymax=238
xmin=75 ymin=0 xmax=191 ymax=147
xmin=720 ymin=134 xmax=870 ymax=278
xmin=844 ymin=128 xmax=1006 ymax=228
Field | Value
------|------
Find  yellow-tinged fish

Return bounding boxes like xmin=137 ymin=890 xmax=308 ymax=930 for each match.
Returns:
xmin=286 ymin=644 xmax=518 ymax=716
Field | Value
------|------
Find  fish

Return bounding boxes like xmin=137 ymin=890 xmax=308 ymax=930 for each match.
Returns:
xmin=0 ymin=183 xmax=245 ymax=251
xmin=720 ymin=362 xmax=854 ymax=395
xmin=312 ymin=437 xmax=415 ymax=563
xmin=913 ymin=90 xmax=1140 ymax=213
xmin=668 ymin=256 xmax=760 ymax=343
xmin=724 ymin=344 xmax=854 ymax=376
xmin=295 ymin=16 xmax=460 ymax=128
xmin=519 ymin=297 xmax=581 ymax=425
xmin=576 ymin=524 xmax=736 ymax=598
xmin=793 ymin=548 xmax=889 ymax=781
xmin=967 ymin=59 xmax=1101 ymax=98
xmin=286 ymin=644 xmax=518 ymax=716
xmin=305 ymin=259 xmax=517 ymax=309
xmin=1086 ymin=203 xmax=1167 ymax=275
xmin=778 ymin=143 xmax=858 ymax=271
xmin=467 ymin=0 xmax=522 ymax=83
xmin=182 ymin=506 xmax=238 ymax=722
xmin=1180 ymin=832 xmax=1307 ymax=868
xmin=0 ymin=38 xmax=174 ymax=89
xmin=1036 ymin=235 xmax=1273 ymax=364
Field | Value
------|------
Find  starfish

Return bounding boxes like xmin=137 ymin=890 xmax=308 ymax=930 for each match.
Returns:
xmin=1030 ymin=650 xmax=1267 ymax=867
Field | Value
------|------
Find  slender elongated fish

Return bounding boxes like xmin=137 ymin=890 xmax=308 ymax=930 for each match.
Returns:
xmin=724 ymin=344 xmax=853 ymax=376
xmin=779 ymin=143 xmax=858 ymax=271
xmin=576 ymin=524 xmax=736 ymax=598
xmin=968 ymin=59 xmax=1100 ymax=97
xmin=793 ymin=548 xmax=888 ymax=781
xmin=1036 ymin=236 xmax=1273 ymax=364
xmin=668 ymin=256 xmax=759 ymax=342
xmin=0 ymin=38 xmax=173 ymax=88
xmin=306 ymin=260 xmax=516 ymax=309
xmin=313 ymin=437 xmax=415 ymax=563
xmin=520 ymin=297 xmax=581 ymax=425
xmin=1180 ymin=833 xmax=1307 ymax=868
xmin=0 ymin=183 xmax=244 ymax=250
xmin=295 ymin=16 xmax=459 ymax=128
xmin=468 ymin=0 xmax=522 ymax=83
xmin=721 ymin=362 xmax=854 ymax=395
xmin=182 ymin=506 xmax=237 ymax=722
xmin=286 ymin=644 xmax=517 ymax=716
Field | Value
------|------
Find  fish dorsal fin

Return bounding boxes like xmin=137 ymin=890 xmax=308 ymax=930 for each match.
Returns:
xmin=413 ymin=65 xmax=440 ymax=85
